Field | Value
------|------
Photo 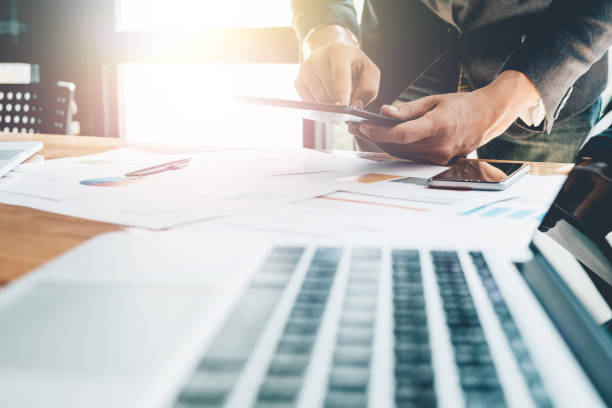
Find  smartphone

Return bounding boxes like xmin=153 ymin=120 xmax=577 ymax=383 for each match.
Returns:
xmin=428 ymin=160 xmax=530 ymax=190
xmin=234 ymin=95 xmax=403 ymax=127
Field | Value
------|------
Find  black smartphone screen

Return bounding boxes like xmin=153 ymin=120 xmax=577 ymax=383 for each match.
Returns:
xmin=431 ymin=160 xmax=527 ymax=183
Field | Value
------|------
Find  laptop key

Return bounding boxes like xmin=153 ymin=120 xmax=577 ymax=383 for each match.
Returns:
xmin=296 ymin=290 xmax=329 ymax=304
xmin=333 ymin=345 xmax=372 ymax=367
xmin=179 ymin=370 xmax=239 ymax=404
xmin=301 ymin=278 xmax=334 ymax=291
xmin=455 ymin=349 xmax=494 ymax=365
xmin=256 ymin=247 xmax=342 ymax=404
xmin=257 ymin=375 xmax=303 ymax=402
xmin=329 ymin=366 xmax=370 ymax=392
xmin=174 ymin=246 xmax=303 ymax=407
xmin=460 ymin=364 xmax=501 ymax=389
xmin=290 ymin=304 xmax=325 ymax=319
xmin=276 ymin=334 xmax=316 ymax=354
xmin=395 ymin=363 xmax=435 ymax=385
xmin=396 ymin=386 xmax=437 ymax=407
xmin=284 ymin=321 xmax=320 ymax=336
xmin=325 ymin=389 xmax=368 ymax=408
xmin=270 ymin=246 xmax=305 ymax=256
xmin=268 ymin=353 xmax=310 ymax=376
xmin=337 ymin=327 xmax=374 ymax=346
xmin=464 ymin=392 xmax=506 ymax=408
xmin=395 ymin=345 xmax=432 ymax=363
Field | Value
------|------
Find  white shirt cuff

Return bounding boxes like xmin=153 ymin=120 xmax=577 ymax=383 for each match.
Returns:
xmin=518 ymin=98 xmax=546 ymax=128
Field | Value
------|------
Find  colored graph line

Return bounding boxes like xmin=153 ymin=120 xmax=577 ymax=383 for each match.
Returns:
xmin=80 ymin=177 xmax=143 ymax=187
xmin=482 ymin=208 xmax=511 ymax=217
xmin=507 ymin=210 xmax=534 ymax=219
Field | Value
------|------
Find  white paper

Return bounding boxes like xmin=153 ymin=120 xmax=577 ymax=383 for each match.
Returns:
xmin=0 ymin=146 xmax=566 ymax=246
xmin=178 ymin=172 xmax=566 ymax=258
xmin=0 ymin=148 xmax=378 ymax=229
xmin=178 ymin=190 xmax=543 ymax=258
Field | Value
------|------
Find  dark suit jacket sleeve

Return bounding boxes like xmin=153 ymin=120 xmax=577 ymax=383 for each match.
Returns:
xmin=291 ymin=0 xmax=360 ymax=45
xmin=504 ymin=0 xmax=612 ymax=133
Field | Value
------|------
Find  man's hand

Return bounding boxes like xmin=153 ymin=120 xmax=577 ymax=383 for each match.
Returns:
xmin=295 ymin=25 xmax=380 ymax=108
xmin=350 ymin=70 xmax=541 ymax=164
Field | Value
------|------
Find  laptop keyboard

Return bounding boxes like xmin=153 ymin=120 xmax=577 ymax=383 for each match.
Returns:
xmin=256 ymin=248 xmax=342 ymax=406
xmin=174 ymin=247 xmax=551 ymax=408
xmin=469 ymin=252 xmax=552 ymax=408
xmin=432 ymin=251 xmax=505 ymax=407
xmin=177 ymin=247 xmax=305 ymax=407
xmin=324 ymin=248 xmax=381 ymax=408
xmin=391 ymin=250 xmax=436 ymax=407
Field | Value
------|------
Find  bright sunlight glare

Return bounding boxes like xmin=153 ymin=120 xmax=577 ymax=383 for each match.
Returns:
xmin=116 ymin=0 xmax=293 ymax=31
xmin=120 ymin=63 xmax=303 ymax=147
xmin=116 ymin=1 xmax=365 ymax=147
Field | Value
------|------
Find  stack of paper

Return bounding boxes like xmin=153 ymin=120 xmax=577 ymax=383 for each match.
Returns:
xmin=0 ymin=148 xmax=376 ymax=228
xmin=0 ymin=146 xmax=566 ymax=256
xmin=179 ymin=168 xmax=566 ymax=256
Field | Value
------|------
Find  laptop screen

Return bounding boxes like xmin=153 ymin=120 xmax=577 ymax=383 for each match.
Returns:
xmin=538 ymin=132 xmax=612 ymax=297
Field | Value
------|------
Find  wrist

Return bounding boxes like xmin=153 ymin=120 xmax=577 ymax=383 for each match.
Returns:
xmin=486 ymin=70 xmax=541 ymax=117
xmin=478 ymin=70 xmax=542 ymax=141
xmin=303 ymin=24 xmax=359 ymax=60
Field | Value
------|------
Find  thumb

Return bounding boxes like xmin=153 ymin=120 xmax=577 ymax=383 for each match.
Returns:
xmin=381 ymin=96 xmax=438 ymax=121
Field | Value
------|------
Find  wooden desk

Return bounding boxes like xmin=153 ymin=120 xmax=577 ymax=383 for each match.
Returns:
xmin=0 ymin=133 xmax=573 ymax=285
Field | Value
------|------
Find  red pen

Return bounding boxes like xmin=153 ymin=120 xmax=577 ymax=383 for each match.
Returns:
xmin=125 ymin=158 xmax=191 ymax=177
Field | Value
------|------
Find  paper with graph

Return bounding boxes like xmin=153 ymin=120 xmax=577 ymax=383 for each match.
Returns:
xmin=0 ymin=148 xmax=375 ymax=228
xmin=0 ymin=147 xmax=566 ymax=237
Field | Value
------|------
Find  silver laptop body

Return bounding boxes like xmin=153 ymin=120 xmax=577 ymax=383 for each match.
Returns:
xmin=0 ymin=231 xmax=606 ymax=408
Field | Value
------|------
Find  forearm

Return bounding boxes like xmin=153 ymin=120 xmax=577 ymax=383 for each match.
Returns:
xmin=291 ymin=0 xmax=360 ymax=44
xmin=503 ymin=0 xmax=612 ymax=133
xmin=302 ymin=24 xmax=360 ymax=60
xmin=478 ymin=70 xmax=542 ymax=143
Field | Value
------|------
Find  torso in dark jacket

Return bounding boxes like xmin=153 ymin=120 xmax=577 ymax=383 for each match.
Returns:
xmin=291 ymin=0 xmax=612 ymax=131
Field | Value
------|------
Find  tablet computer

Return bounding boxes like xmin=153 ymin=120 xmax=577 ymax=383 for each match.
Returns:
xmin=234 ymin=95 xmax=402 ymax=127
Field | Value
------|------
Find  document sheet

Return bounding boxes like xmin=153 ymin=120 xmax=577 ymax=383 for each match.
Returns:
xmin=0 ymin=148 xmax=375 ymax=228
xmin=0 ymin=146 xmax=566 ymax=252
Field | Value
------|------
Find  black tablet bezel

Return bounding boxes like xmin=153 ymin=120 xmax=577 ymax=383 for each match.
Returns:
xmin=234 ymin=95 xmax=403 ymax=127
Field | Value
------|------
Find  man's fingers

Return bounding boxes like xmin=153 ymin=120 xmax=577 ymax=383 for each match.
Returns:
xmin=381 ymin=96 xmax=438 ymax=121
xmin=299 ymin=70 xmax=330 ymax=102
xmin=328 ymin=56 xmax=352 ymax=105
xmin=360 ymin=115 xmax=436 ymax=144
xmin=295 ymin=78 xmax=315 ymax=102
xmin=350 ymin=58 xmax=380 ymax=108
xmin=348 ymin=122 xmax=378 ymax=146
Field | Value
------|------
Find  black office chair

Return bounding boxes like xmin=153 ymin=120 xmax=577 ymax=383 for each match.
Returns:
xmin=0 ymin=81 xmax=75 ymax=135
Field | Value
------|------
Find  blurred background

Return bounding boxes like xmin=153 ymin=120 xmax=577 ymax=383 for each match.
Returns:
xmin=0 ymin=0 xmax=364 ymax=148
xmin=0 ymin=0 xmax=608 ymax=149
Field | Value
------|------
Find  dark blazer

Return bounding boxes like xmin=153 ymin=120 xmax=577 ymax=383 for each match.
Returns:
xmin=291 ymin=0 xmax=612 ymax=134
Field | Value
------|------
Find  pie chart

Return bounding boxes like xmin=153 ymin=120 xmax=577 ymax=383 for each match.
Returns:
xmin=80 ymin=177 xmax=142 ymax=187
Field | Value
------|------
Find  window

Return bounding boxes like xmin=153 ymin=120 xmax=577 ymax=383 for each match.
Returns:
xmin=113 ymin=0 xmax=364 ymax=147
xmin=115 ymin=0 xmax=293 ymax=31
xmin=120 ymin=63 xmax=302 ymax=147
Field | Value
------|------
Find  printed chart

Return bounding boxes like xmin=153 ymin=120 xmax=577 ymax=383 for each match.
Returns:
xmin=460 ymin=197 xmax=547 ymax=221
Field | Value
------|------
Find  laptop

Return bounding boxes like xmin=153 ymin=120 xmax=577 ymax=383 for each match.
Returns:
xmin=0 ymin=162 xmax=610 ymax=408
xmin=0 ymin=141 xmax=43 ymax=177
